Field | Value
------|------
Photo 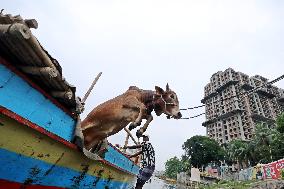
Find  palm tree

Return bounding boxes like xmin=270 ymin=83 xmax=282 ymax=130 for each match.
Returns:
xmin=252 ymin=123 xmax=276 ymax=163
xmin=227 ymin=139 xmax=249 ymax=170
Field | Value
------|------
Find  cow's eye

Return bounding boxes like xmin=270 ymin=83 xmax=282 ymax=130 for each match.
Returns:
xmin=170 ymin=94 xmax=175 ymax=99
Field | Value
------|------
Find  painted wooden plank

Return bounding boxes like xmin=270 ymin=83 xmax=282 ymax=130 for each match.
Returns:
xmin=0 ymin=64 xmax=75 ymax=141
xmin=105 ymin=146 xmax=140 ymax=174
xmin=0 ymin=113 xmax=140 ymax=177
xmin=0 ymin=57 xmax=74 ymax=118
xmin=0 ymin=107 xmax=78 ymax=149
xmin=0 ymin=179 xmax=65 ymax=189
xmin=0 ymin=149 xmax=133 ymax=189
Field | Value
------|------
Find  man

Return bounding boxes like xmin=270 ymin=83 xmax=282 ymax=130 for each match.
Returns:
xmin=124 ymin=134 xmax=155 ymax=189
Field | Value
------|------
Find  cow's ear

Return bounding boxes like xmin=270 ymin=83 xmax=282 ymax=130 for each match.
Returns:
xmin=155 ymin=86 xmax=164 ymax=95
xmin=166 ymin=83 xmax=170 ymax=91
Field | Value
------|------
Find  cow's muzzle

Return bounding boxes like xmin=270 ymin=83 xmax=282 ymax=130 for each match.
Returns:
xmin=176 ymin=112 xmax=182 ymax=119
xmin=170 ymin=112 xmax=182 ymax=119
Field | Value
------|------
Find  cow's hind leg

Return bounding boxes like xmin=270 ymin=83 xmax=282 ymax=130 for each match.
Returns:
xmin=136 ymin=114 xmax=153 ymax=138
xmin=90 ymin=139 xmax=108 ymax=157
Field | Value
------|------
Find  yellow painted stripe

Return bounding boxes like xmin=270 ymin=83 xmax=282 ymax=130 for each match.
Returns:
xmin=0 ymin=114 xmax=135 ymax=183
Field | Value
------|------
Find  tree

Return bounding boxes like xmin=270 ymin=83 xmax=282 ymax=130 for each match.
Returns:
xmin=164 ymin=156 xmax=185 ymax=179
xmin=252 ymin=123 xmax=276 ymax=163
xmin=276 ymin=113 xmax=284 ymax=133
xmin=271 ymin=114 xmax=284 ymax=160
xmin=182 ymin=136 xmax=225 ymax=168
xmin=270 ymin=131 xmax=284 ymax=161
xmin=225 ymin=121 xmax=284 ymax=166
xmin=226 ymin=139 xmax=249 ymax=169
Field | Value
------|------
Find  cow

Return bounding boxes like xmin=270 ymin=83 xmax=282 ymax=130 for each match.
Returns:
xmin=81 ymin=84 xmax=182 ymax=151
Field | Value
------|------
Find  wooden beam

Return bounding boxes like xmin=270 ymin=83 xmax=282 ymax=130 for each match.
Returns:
xmin=0 ymin=23 xmax=31 ymax=39
xmin=51 ymin=90 xmax=73 ymax=100
xmin=20 ymin=66 xmax=58 ymax=77
xmin=24 ymin=19 xmax=38 ymax=29
xmin=0 ymin=23 xmax=58 ymax=73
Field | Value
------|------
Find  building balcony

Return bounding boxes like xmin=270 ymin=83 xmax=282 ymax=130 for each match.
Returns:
xmin=201 ymin=91 xmax=218 ymax=103
xmin=241 ymin=83 xmax=254 ymax=91
xmin=215 ymin=80 xmax=239 ymax=93
xmin=255 ymin=88 xmax=276 ymax=98
xmin=278 ymin=95 xmax=284 ymax=105
xmin=202 ymin=108 xmax=244 ymax=126
xmin=251 ymin=113 xmax=275 ymax=124
xmin=201 ymin=80 xmax=239 ymax=103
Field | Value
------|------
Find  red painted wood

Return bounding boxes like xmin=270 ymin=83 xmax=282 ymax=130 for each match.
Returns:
xmin=0 ymin=179 xmax=65 ymax=189
xmin=0 ymin=56 xmax=76 ymax=118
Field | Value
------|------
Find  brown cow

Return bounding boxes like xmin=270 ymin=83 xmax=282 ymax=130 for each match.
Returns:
xmin=81 ymin=84 xmax=182 ymax=150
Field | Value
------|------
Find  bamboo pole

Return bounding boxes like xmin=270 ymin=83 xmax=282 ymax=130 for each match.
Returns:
xmin=20 ymin=66 xmax=58 ymax=77
xmin=51 ymin=89 xmax=73 ymax=100
xmin=123 ymin=134 xmax=130 ymax=153
xmin=82 ymin=72 xmax=102 ymax=104
xmin=124 ymin=128 xmax=138 ymax=145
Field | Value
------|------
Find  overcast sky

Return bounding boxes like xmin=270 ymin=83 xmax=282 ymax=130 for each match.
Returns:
xmin=3 ymin=1 xmax=284 ymax=171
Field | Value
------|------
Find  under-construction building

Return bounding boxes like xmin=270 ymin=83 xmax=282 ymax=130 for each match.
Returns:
xmin=202 ymin=68 xmax=284 ymax=144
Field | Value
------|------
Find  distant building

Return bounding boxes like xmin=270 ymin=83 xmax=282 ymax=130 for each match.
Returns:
xmin=202 ymin=68 xmax=284 ymax=144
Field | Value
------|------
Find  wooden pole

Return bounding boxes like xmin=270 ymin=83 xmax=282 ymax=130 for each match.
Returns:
xmin=82 ymin=72 xmax=102 ymax=104
xmin=123 ymin=134 xmax=130 ymax=153
xmin=51 ymin=89 xmax=73 ymax=100
xmin=124 ymin=128 xmax=138 ymax=145
xmin=20 ymin=66 xmax=58 ymax=77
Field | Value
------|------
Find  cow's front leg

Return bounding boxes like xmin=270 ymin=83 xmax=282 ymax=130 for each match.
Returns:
xmin=128 ymin=104 xmax=146 ymax=130
xmin=136 ymin=114 xmax=153 ymax=138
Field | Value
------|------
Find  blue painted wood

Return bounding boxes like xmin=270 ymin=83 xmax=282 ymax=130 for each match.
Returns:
xmin=0 ymin=148 xmax=133 ymax=189
xmin=0 ymin=64 xmax=75 ymax=141
xmin=105 ymin=146 xmax=140 ymax=175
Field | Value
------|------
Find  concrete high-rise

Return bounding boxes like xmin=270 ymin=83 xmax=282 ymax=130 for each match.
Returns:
xmin=202 ymin=68 xmax=284 ymax=144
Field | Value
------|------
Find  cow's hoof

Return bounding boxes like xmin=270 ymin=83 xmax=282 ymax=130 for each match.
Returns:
xmin=133 ymin=119 xmax=142 ymax=127
xmin=136 ymin=130 xmax=143 ymax=138
xmin=129 ymin=123 xmax=135 ymax=131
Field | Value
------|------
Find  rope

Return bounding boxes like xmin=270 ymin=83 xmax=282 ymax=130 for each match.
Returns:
xmin=268 ymin=74 xmax=284 ymax=85
xmin=180 ymin=104 xmax=205 ymax=110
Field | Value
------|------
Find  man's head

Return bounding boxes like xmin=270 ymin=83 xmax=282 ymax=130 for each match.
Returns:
xmin=142 ymin=134 xmax=149 ymax=142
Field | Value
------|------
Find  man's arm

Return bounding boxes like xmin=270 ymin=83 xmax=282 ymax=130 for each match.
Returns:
xmin=128 ymin=150 xmax=143 ymax=158
xmin=124 ymin=144 xmax=142 ymax=149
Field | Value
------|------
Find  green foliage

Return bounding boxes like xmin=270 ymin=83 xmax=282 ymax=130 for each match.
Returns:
xmin=281 ymin=169 xmax=284 ymax=179
xmin=182 ymin=135 xmax=225 ymax=168
xmin=225 ymin=121 xmax=284 ymax=166
xmin=227 ymin=139 xmax=249 ymax=168
xmin=249 ymin=123 xmax=275 ymax=164
xmin=170 ymin=114 xmax=284 ymax=177
xmin=164 ymin=156 xmax=185 ymax=179
xmin=276 ymin=113 xmax=284 ymax=133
